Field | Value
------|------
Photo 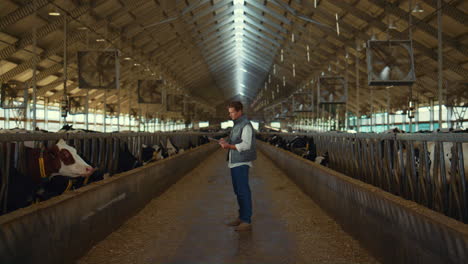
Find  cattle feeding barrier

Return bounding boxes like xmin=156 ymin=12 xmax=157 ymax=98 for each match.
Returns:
xmin=259 ymin=132 xmax=468 ymax=223
xmin=0 ymin=132 xmax=218 ymax=215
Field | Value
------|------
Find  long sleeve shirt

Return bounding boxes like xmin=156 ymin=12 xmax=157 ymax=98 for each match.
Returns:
xmin=228 ymin=124 xmax=253 ymax=168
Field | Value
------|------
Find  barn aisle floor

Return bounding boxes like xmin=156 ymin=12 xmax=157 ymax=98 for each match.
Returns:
xmin=78 ymin=149 xmax=379 ymax=264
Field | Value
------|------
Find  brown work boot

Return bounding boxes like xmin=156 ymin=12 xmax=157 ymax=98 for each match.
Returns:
xmin=226 ymin=218 xmax=242 ymax=226
xmin=234 ymin=222 xmax=252 ymax=231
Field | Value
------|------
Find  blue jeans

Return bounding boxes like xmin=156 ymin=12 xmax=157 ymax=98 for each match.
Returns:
xmin=230 ymin=165 xmax=252 ymax=223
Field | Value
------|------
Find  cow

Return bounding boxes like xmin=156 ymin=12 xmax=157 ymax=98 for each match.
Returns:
xmin=141 ymin=143 xmax=166 ymax=164
xmin=166 ymin=137 xmax=185 ymax=156
xmin=3 ymin=139 xmax=95 ymax=213
xmin=116 ymin=142 xmax=142 ymax=173
xmin=57 ymin=124 xmax=99 ymax=133
xmin=315 ymin=152 xmax=329 ymax=166
xmin=198 ymin=135 xmax=209 ymax=145
xmin=57 ymin=125 xmax=143 ymax=174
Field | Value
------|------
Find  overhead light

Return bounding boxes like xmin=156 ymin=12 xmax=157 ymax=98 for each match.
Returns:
xmin=412 ymin=3 xmax=424 ymax=13
xmin=48 ymin=10 xmax=61 ymax=16
xmin=133 ymin=63 xmax=140 ymax=66
xmin=240 ymin=84 xmax=246 ymax=87
xmin=144 ymin=68 xmax=150 ymax=71
xmin=240 ymin=92 xmax=245 ymax=96
xmin=96 ymin=38 xmax=105 ymax=42
xmin=241 ymin=68 xmax=247 ymax=73
xmin=123 ymin=57 xmax=132 ymax=61
xmin=388 ymin=19 xmax=397 ymax=30
xmin=77 ymin=26 xmax=88 ymax=30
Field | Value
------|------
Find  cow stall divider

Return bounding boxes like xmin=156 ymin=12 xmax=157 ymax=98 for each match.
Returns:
xmin=258 ymin=140 xmax=468 ymax=264
xmin=0 ymin=132 xmax=216 ymax=215
xmin=0 ymin=136 xmax=219 ymax=264
xmin=259 ymin=132 xmax=468 ymax=223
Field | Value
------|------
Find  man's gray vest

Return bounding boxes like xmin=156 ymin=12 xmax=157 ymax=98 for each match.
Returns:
xmin=227 ymin=115 xmax=257 ymax=163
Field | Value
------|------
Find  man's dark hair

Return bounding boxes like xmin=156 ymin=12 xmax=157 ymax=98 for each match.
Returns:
xmin=228 ymin=101 xmax=243 ymax=112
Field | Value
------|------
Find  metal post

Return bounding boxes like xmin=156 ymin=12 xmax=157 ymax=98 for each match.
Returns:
xmin=402 ymin=112 xmax=407 ymax=131
xmin=93 ymin=108 xmax=97 ymax=131
xmin=62 ymin=15 xmax=68 ymax=124
xmin=85 ymin=90 xmax=89 ymax=130
xmin=85 ymin=28 xmax=90 ymax=131
xmin=24 ymin=99 xmax=29 ymax=130
xmin=31 ymin=0 xmax=38 ymax=130
xmin=370 ymin=88 xmax=374 ymax=132
xmin=447 ymin=106 xmax=452 ymax=129
xmin=4 ymin=109 xmax=9 ymax=129
xmin=415 ymin=101 xmax=419 ymax=131
xmin=44 ymin=98 xmax=48 ymax=131
xmin=430 ymin=98 xmax=435 ymax=130
xmin=345 ymin=48 xmax=349 ymax=131
xmin=138 ymin=107 xmax=142 ymax=132
xmin=355 ymin=42 xmax=360 ymax=132
xmin=117 ymin=87 xmax=120 ymax=132
xmin=127 ymin=88 xmax=131 ymax=129
xmin=437 ymin=0 xmax=443 ymax=128
xmin=409 ymin=112 xmax=413 ymax=132
xmin=103 ymin=90 xmax=107 ymax=132
xmin=386 ymin=89 xmax=391 ymax=130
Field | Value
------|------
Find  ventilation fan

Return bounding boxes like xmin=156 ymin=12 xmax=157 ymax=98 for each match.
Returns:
xmin=318 ymin=76 xmax=346 ymax=104
xmin=445 ymin=81 xmax=468 ymax=107
xmin=292 ymin=92 xmax=314 ymax=112
xmin=167 ymin=94 xmax=183 ymax=112
xmin=0 ymin=81 xmax=27 ymax=109
xmin=105 ymin=104 xmax=118 ymax=117
xmin=281 ymin=99 xmax=294 ymax=118
xmin=367 ymin=40 xmax=415 ymax=86
xmin=78 ymin=50 xmax=118 ymax=89
xmin=138 ymin=80 xmax=163 ymax=104
xmin=69 ymin=96 xmax=88 ymax=115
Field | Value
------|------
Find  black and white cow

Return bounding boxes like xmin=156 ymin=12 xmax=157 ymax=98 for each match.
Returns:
xmin=3 ymin=138 xmax=95 ymax=213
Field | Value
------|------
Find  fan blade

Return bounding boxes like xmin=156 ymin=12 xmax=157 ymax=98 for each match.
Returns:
xmin=380 ymin=66 xmax=391 ymax=80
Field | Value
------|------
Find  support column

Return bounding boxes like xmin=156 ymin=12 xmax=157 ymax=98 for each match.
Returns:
xmin=437 ymin=0 xmax=443 ymax=129
xmin=103 ymin=90 xmax=107 ymax=132
xmin=447 ymin=106 xmax=452 ymax=129
xmin=31 ymin=1 xmax=38 ymax=131
xmin=402 ymin=113 xmax=407 ymax=131
xmin=85 ymin=90 xmax=89 ymax=130
xmin=93 ymin=108 xmax=97 ymax=131
xmin=61 ymin=14 xmax=68 ymax=125
xmin=4 ymin=109 xmax=9 ymax=129
xmin=355 ymin=42 xmax=361 ymax=132
xmin=415 ymin=102 xmax=419 ymax=132
xmin=44 ymin=98 xmax=48 ymax=131
xmin=430 ymin=98 xmax=435 ymax=130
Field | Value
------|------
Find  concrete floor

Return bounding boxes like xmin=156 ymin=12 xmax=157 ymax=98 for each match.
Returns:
xmin=78 ymin=149 xmax=380 ymax=264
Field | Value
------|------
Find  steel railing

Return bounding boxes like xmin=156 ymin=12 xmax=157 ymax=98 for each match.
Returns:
xmin=259 ymin=132 xmax=468 ymax=223
xmin=0 ymin=132 xmax=221 ymax=214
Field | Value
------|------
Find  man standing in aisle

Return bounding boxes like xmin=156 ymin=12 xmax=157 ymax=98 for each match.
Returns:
xmin=219 ymin=101 xmax=256 ymax=231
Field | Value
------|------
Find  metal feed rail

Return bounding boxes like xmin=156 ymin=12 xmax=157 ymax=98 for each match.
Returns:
xmin=259 ymin=132 xmax=468 ymax=223
xmin=0 ymin=132 xmax=221 ymax=214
